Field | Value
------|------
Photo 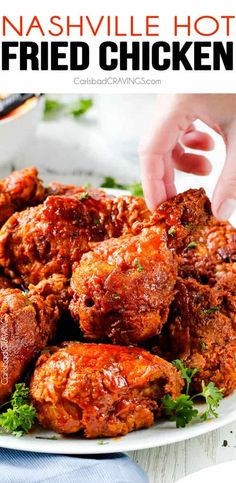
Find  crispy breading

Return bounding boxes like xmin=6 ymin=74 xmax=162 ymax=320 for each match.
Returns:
xmin=0 ymin=167 xmax=45 ymax=227
xmin=70 ymin=226 xmax=178 ymax=344
xmin=0 ymin=192 xmax=149 ymax=286
xmin=154 ymin=276 xmax=236 ymax=396
xmin=0 ymin=274 xmax=68 ymax=403
xmin=30 ymin=342 xmax=183 ymax=438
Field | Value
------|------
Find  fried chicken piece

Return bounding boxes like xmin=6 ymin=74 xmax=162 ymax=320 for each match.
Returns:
xmin=0 ymin=191 xmax=149 ymax=286
xmin=69 ymin=189 xmax=211 ymax=345
xmin=154 ymin=276 xmax=236 ymax=395
xmin=179 ymin=219 xmax=236 ymax=284
xmin=70 ymin=226 xmax=178 ymax=345
xmin=141 ymin=188 xmax=212 ymax=253
xmin=0 ymin=274 xmax=68 ymax=403
xmin=30 ymin=343 xmax=183 ymax=438
xmin=0 ymin=167 xmax=45 ymax=227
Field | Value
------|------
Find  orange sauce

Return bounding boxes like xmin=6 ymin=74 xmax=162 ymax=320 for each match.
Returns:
xmin=0 ymin=94 xmax=37 ymax=120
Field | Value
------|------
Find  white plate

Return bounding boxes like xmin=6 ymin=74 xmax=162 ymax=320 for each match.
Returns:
xmin=0 ymin=393 xmax=236 ymax=454
xmin=0 ymin=187 xmax=236 ymax=454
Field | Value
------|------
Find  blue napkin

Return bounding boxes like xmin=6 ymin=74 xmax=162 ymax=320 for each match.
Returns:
xmin=0 ymin=448 xmax=148 ymax=483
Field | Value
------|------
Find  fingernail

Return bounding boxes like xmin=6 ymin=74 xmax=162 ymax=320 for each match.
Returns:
xmin=217 ymin=198 xmax=236 ymax=221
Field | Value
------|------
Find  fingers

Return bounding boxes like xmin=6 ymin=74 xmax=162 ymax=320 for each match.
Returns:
xmin=172 ymin=144 xmax=212 ymax=176
xmin=139 ymin=95 xmax=195 ymax=210
xmin=212 ymin=124 xmax=236 ymax=220
xmin=181 ymin=129 xmax=215 ymax=151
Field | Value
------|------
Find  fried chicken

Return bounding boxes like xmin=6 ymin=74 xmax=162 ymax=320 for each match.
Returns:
xmin=142 ymin=188 xmax=212 ymax=253
xmin=154 ymin=275 xmax=236 ymax=395
xmin=0 ymin=167 xmax=45 ymax=227
xmin=0 ymin=274 xmax=68 ymax=403
xmin=179 ymin=219 xmax=236 ymax=284
xmin=30 ymin=342 xmax=183 ymax=438
xmin=70 ymin=226 xmax=178 ymax=344
xmin=69 ymin=189 xmax=211 ymax=345
xmin=0 ymin=191 xmax=149 ymax=286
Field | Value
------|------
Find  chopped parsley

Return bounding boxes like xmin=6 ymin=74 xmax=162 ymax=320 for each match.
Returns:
xmin=97 ymin=439 xmax=109 ymax=445
xmin=200 ymin=339 xmax=206 ymax=350
xmin=135 ymin=259 xmax=144 ymax=272
xmin=79 ymin=192 xmax=90 ymax=201
xmin=93 ymin=217 xmax=100 ymax=226
xmin=201 ymin=306 xmax=221 ymax=314
xmin=186 ymin=241 xmax=198 ymax=249
xmin=168 ymin=226 xmax=176 ymax=237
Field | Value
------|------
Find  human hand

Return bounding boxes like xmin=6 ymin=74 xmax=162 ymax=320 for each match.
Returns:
xmin=139 ymin=94 xmax=236 ymax=220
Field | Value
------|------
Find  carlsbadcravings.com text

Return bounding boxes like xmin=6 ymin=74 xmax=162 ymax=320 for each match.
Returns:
xmin=0 ymin=41 xmax=233 ymax=71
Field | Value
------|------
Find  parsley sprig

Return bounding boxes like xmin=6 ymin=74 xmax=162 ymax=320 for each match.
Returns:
xmin=192 ymin=381 xmax=224 ymax=421
xmin=172 ymin=359 xmax=198 ymax=395
xmin=162 ymin=394 xmax=198 ymax=428
xmin=0 ymin=383 xmax=36 ymax=437
xmin=162 ymin=360 xmax=224 ymax=428
xmin=44 ymin=97 xmax=93 ymax=120
xmin=100 ymin=177 xmax=144 ymax=197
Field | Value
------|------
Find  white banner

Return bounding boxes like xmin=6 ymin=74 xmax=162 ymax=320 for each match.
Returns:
xmin=0 ymin=0 xmax=236 ymax=92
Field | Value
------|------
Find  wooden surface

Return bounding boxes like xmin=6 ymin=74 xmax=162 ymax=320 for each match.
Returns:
xmin=128 ymin=422 xmax=236 ymax=482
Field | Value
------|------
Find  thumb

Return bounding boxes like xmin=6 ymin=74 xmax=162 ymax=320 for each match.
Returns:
xmin=212 ymin=124 xmax=236 ymax=220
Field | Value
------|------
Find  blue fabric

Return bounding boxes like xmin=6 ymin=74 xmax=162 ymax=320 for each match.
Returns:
xmin=0 ymin=449 xmax=148 ymax=483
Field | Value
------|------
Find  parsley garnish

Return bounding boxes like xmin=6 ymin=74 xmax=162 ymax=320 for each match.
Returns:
xmin=0 ymin=383 xmax=36 ymax=437
xmin=162 ymin=394 xmax=198 ymax=428
xmin=186 ymin=241 xmax=198 ymax=249
xmin=93 ymin=217 xmax=100 ymax=226
xmin=44 ymin=98 xmax=64 ymax=119
xmin=201 ymin=306 xmax=221 ymax=314
xmin=70 ymin=98 xmax=93 ymax=118
xmin=79 ymin=192 xmax=90 ymax=201
xmin=168 ymin=226 xmax=176 ymax=237
xmin=162 ymin=361 xmax=224 ymax=428
xmin=135 ymin=259 xmax=144 ymax=272
xmin=172 ymin=359 xmax=198 ymax=395
xmin=100 ymin=178 xmax=143 ymax=197
xmin=200 ymin=339 xmax=206 ymax=350
xmin=35 ymin=436 xmax=59 ymax=440
xmin=192 ymin=381 xmax=224 ymax=420
xmin=128 ymin=182 xmax=144 ymax=197
xmin=100 ymin=177 xmax=127 ymax=190
xmin=98 ymin=439 xmax=109 ymax=445
xmin=44 ymin=97 xmax=93 ymax=120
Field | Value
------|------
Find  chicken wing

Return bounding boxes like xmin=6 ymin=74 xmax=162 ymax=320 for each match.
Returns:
xmin=30 ymin=342 xmax=183 ymax=438
xmin=0 ymin=274 xmax=68 ymax=403
xmin=0 ymin=167 xmax=45 ymax=227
